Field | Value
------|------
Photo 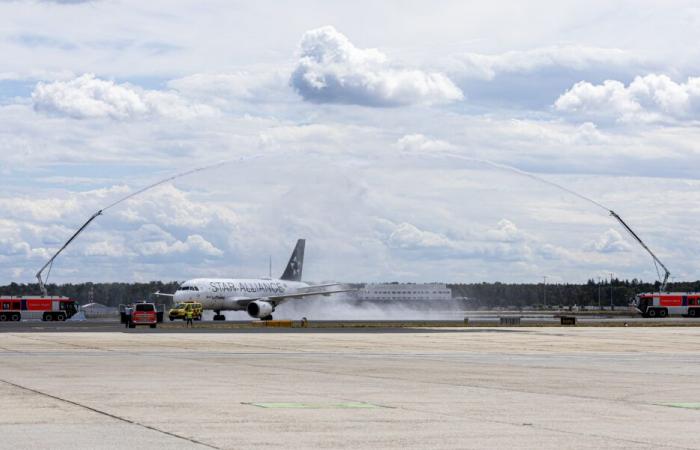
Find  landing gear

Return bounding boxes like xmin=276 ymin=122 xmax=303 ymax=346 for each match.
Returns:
xmin=213 ymin=311 xmax=226 ymax=321
xmin=261 ymin=315 xmax=273 ymax=321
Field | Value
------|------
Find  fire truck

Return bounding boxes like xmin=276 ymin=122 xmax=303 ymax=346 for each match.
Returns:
xmin=0 ymin=296 xmax=79 ymax=322
xmin=632 ymin=293 xmax=700 ymax=318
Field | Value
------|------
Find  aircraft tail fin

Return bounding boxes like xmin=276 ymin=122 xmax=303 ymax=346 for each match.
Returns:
xmin=280 ymin=239 xmax=305 ymax=281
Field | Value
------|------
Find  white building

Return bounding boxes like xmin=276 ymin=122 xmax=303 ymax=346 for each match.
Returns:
xmin=359 ymin=283 xmax=452 ymax=301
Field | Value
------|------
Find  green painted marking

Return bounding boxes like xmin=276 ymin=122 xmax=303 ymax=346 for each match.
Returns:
xmin=663 ymin=403 xmax=700 ymax=410
xmin=247 ymin=402 xmax=382 ymax=409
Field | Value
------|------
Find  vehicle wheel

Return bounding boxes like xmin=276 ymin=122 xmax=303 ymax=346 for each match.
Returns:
xmin=169 ymin=317 xmax=174 ymax=321
xmin=0 ymin=314 xmax=6 ymax=322
xmin=689 ymin=309 xmax=697 ymax=317
xmin=128 ymin=322 xmax=135 ymax=328
xmin=11 ymin=313 xmax=20 ymax=321
xmin=149 ymin=324 xmax=156 ymax=329
xmin=647 ymin=309 xmax=657 ymax=318
xmin=261 ymin=315 xmax=273 ymax=321
xmin=659 ymin=309 xmax=668 ymax=318
xmin=56 ymin=313 xmax=66 ymax=322
xmin=44 ymin=313 xmax=53 ymax=321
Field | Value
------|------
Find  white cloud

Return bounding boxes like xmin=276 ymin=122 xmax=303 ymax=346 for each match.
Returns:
xmin=447 ymin=45 xmax=636 ymax=81
xmin=386 ymin=220 xmax=533 ymax=262
xmin=555 ymin=74 xmax=700 ymax=123
xmin=586 ymin=228 xmax=632 ymax=253
xmin=290 ymin=26 xmax=462 ymax=107
xmin=395 ymin=134 xmax=454 ymax=152
xmin=139 ymin=234 xmax=223 ymax=257
xmin=167 ymin=71 xmax=290 ymax=107
xmin=388 ymin=222 xmax=454 ymax=251
xmin=32 ymin=74 xmax=217 ymax=120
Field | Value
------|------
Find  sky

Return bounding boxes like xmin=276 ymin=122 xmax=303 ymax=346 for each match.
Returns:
xmin=1 ymin=0 xmax=699 ymax=285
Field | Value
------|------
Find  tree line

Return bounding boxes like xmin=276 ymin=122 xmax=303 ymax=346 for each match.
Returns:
xmin=448 ymin=279 xmax=700 ymax=308
xmin=0 ymin=282 xmax=180 ymax=307
xmin=2 ymin=279 xmax=699 ymax=309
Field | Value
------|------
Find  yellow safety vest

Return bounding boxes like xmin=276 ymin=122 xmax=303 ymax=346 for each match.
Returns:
xmin=186 ymin=310 xmax=193 ymax=319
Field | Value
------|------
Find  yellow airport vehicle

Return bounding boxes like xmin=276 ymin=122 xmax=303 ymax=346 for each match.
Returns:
xmin=168 ymin=302 xmax=203 ymax=321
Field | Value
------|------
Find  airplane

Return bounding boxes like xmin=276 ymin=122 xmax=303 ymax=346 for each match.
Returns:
xmin=157 ymin=239 xmax=352 ymax=320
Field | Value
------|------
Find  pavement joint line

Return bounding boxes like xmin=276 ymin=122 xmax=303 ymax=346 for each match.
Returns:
xmin=243 ymin=401 xmax=387 ymax=409
xmin=0 ymin=378 xmax=221 ymax=450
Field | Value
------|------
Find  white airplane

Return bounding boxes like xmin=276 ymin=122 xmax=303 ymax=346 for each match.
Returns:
xmin=159 ymin=239 xmax=352 ymax=320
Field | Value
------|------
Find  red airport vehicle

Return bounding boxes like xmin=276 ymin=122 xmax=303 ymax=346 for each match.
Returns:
xmin=632 ymin=293 xmax=700 ymax=318
xmin=125 ymin=302 xmax=158 ymax=328
xmin=0 ymin=296 xmax=79 ymax=322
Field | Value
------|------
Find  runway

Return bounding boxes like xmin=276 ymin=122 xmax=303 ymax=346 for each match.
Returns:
xmin=2 ymin=327 xmax=700 ymax=449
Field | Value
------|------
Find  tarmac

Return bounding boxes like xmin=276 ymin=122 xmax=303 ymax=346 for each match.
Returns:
xmin=2 ymin=326 xmax=700 ymax=449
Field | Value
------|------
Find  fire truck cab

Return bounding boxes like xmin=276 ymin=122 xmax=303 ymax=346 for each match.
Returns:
xmin=0 ymin=296 xmax=78 ymax=322
xmin=632 ymin=293 xmax=700 ymax=318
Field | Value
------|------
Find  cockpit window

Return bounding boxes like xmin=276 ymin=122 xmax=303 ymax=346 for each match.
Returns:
xmin=179 ymin=286 xmax=199 ymax=291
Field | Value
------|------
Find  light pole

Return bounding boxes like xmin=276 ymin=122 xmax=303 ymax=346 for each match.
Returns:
xmin=543 ymin=276 xmax=547 ymax=309
xmin=597 ymin=276 xmax=601 ymax=310
xmin=610 ymin=272 xmax=614 ymax=310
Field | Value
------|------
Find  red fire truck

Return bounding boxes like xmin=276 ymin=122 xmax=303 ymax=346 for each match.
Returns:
xmin=632 ymin=293 xmax=700 ymax=318
xmin=0 ymin=296 xmax=79 ymax=322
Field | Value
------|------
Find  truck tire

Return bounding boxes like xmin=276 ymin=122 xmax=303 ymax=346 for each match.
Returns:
xmin=689 ymin=309 xmax=698 ymax=317
xmin=128 ymin=322 xmax=135 ymax=329
xmin=0 ymin=314 xmax=6 ymax=322
xmin=149 ymin=324 xmax=156 ymax=329
xmin=56 ymin=313 xmax=66 ymax=321
xmin=10 ymin=313 xmax=20 ymax=321
xmin=647 ymin=309 xmax=657 ymax=318
xmin=659 ymin=309 xmax=668 ymax=318
xmin=44 ymin=313 xmax=53 ymax=321
xmin=169 ymin=316 xmax=174 ymax=321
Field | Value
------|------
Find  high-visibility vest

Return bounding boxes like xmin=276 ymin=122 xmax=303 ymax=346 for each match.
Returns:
xmin=186 ymin=310 xmax=193 ymax=319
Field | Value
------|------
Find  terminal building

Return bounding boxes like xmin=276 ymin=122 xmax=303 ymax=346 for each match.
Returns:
xmin=358 ymin=283 xmax=452 ymax=302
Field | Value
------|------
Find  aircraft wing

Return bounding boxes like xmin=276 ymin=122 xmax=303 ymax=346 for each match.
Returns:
xmin=230 ymin=286 xmax=355 ymax=307
xmin=154 ymin=291 xmax=175 ymax=298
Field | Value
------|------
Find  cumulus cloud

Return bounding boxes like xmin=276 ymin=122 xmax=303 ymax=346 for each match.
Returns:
xmin=586 ymin=229 xmax=632 ymax=253
xmin=554 ymin=74 xmax=700 ymax=123
xmin=139 ymin=234 xmax=223 ymax=257
xmin=32 ymin=74 xmax=217 ymax=120
xmin=290 ymin=26 xmax=462 ymax=107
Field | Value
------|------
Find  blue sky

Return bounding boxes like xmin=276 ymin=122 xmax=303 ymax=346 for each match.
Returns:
xmin=1 ymin=0 xmax=700 ymax=284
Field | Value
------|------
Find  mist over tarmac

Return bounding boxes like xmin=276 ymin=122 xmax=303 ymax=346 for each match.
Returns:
xmin=201 ymin=295 xmax=464 ymax=321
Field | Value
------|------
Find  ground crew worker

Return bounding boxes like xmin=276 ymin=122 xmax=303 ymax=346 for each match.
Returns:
xmin=124 ymin=306 xmax=133 ymax=329
xmin=185 ymin=308 xmax=194 ymax=328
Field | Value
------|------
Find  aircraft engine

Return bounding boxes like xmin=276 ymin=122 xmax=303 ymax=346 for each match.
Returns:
xmin=247 ymin=300 xmax=273 ymax=319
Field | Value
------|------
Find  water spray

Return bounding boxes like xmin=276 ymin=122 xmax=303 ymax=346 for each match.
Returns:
xmin=35 ymin=155 xmax=259 ymax=296
xmin=420 ymin=151 xmax=671 ymax=289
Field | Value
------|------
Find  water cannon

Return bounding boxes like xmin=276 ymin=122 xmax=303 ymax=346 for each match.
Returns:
xmin=609 ymin=210 xmax=670 ymax=291
xmin=36 ymin=210 xmax=103 ymax=296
